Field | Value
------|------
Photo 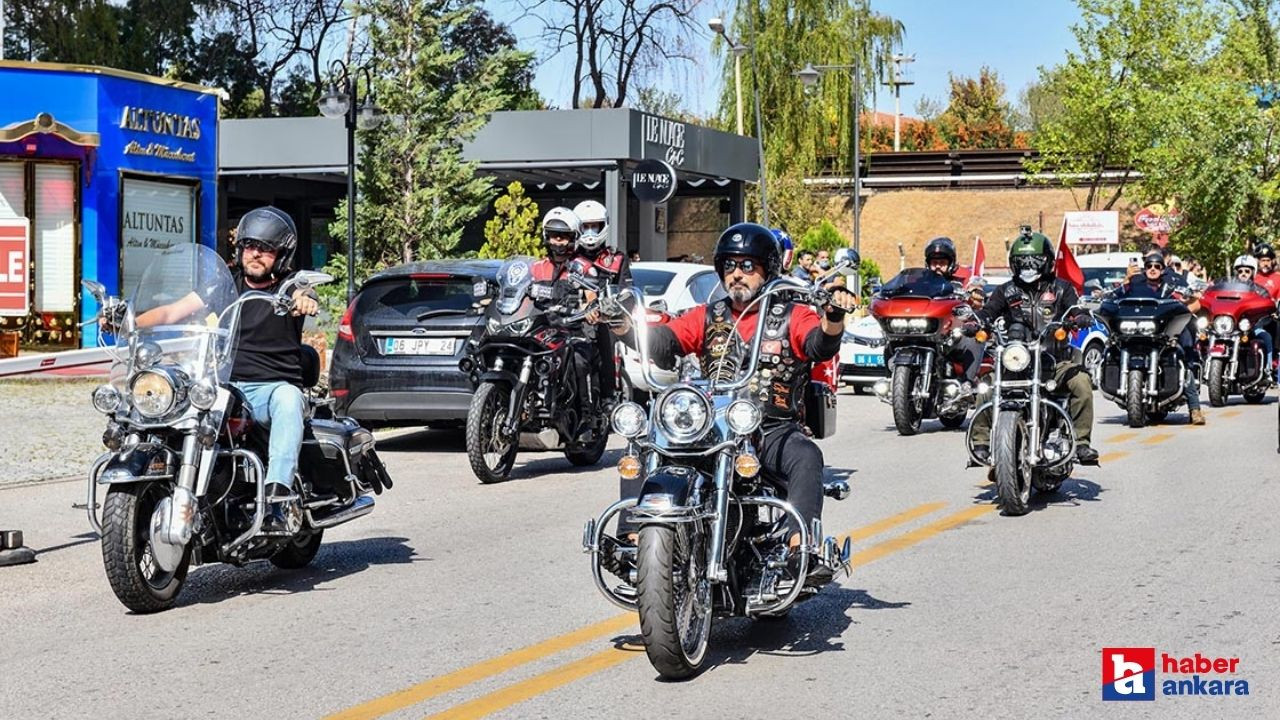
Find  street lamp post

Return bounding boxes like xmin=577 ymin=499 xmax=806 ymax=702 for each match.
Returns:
xmin=709 ymin=16 xmax=768 ymax=223
xmin=795 ymin=61 xmax=861 ymax=293
xmin=882 ymin=54 xmax=915 ymax=152
xmin=319 ymin=60 xmax=382 ymax=303
xmin=708 ymin=18 xmax=749 ymax=135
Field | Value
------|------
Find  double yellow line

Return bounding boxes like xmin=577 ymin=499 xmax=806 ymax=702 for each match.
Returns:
xmin=327 ymin=500 xmax=994 ymax=720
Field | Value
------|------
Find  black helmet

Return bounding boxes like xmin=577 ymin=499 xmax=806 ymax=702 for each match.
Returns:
xmin=1008 ymin=227 xmax=1055 ymax=287
xmin=923 ymin=236 xmax=957 ymax=276
xmin=713 ymin=222 xmax=782 ymax=279
xmin=1256 ymin=243 xmax=1276 ymax=260
xmin=235 ymin=206 xmax=298 ymax=278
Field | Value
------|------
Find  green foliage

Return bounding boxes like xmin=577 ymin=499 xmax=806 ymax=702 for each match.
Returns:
xmin=799 ymin=219 xmax=847 ymax=253
xmin=859 ymin=257 xmax=881 ymax=297
xmin=478 ymin=182 xmax=543 ymax=259
xmin=936 ymin=67 xmax=1022 ymax=149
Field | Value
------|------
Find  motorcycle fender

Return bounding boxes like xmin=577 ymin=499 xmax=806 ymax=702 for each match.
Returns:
xmin=477 ymin=370 xmax=519 ymax=386
xmin=97 ymin=447 xmax=167 ymax=485
xmin=1208 ymin=344 xmax=1228 ymax=357
xmin=998 ymin=400 xmax=1024 ymax=411
xmin=636 ymin=468 xmax=705 ymax=511
xmin=889 ymin=347 xmax=929 ymax=368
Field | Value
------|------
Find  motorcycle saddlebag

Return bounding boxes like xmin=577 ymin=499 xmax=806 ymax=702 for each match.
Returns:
xmin=805 ymin=381 xmax=838 ymax=439
xmin=1101 ymin=353 xmax=1121 ymax=395
xmin=1158 ymin=352 xmax=1181 ymax=398
xmin=301 ymin=417 xmax=379 ymax=494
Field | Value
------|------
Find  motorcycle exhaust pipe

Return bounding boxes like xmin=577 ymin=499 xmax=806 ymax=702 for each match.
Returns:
xmin=308 ymin=494 xmax=375 ymax=529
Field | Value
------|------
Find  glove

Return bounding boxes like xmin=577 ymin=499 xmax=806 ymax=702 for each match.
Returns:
xmin=962 ymin=321 xmax=980 ymax=337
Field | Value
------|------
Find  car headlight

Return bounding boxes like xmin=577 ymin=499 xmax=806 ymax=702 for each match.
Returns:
xmin=1240 ymin=318 xmax=1252 ymax=332
xmin=507 ymin=317 xmax=533 ymax=335
xmin=189 ymin=381 xmax=217 ymax=410
xmin=726 ymin=400 xmax=762 ymax=435
xmin=92 ymin=384 xmax=122 ymax=414
xmin=610 ymin=402 xmax=647 ymax=438
xmin=129 ymin=370 xmax=176 ymax=418
xmin=1213 ymin=315 xmax=1235 ymax=335
xmin=1001 ymin=343 xmax=1032 ymax=372
xmin=486 ymin=317 xmax=501 ymax=334
xmin=657 ymin=387 xmax=711 ymax=442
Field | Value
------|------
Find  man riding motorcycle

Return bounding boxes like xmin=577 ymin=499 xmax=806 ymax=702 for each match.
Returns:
xmin=924 ymin=236 xmax=985 ymax=386
xmin=573 ymin=200 xmax=632 ymax=408
xmin=607 ymin=223 xmax=857 ymax=576
xmin=1228 ymin=254 xmax=1277 ymax=379
xmin=968 ymin=228 xmax=1099 ymax=464
xmin=129 ymin=206 xmax=319 ymax=529
xmin=1110 ymin=251 xmax=1206 ymax=425
xmin=1253 ymin=244 xmax=1280 ymax=299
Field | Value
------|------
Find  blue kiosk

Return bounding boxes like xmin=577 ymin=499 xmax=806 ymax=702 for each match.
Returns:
xmin=0 ymin=61 xmax=219 ymax=348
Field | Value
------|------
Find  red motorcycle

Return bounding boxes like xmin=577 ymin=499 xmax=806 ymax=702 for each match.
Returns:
xmin=870 ymin=268 xmax=987 ymax=435
xmin=1199 ymin=280 xmax=1277 ymax=405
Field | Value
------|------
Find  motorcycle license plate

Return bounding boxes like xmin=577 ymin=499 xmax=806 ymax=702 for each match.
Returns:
xmin=383 ymin=337 xmax=455 ymax=355
xmin=853 ymin=353 xmax=884 ymax=366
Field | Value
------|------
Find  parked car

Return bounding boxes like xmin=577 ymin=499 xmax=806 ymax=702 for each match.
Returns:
xmin=329 ymin=260 xmax=501 ymax=427
xmin=619 ymin=261 xmax=720 ymax=399
xmin=839 ymin=313 xmax=889 ymax=391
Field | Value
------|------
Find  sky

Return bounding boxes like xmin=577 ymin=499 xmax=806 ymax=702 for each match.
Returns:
xmin=487 ymin=0 xmax=1084 ymax=120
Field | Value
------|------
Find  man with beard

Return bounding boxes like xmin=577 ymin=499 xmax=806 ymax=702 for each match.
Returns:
xmin=601 ymin=223 xmax=857 ymax=582
xmin=132 ymin=207 xmax=318 ymax=530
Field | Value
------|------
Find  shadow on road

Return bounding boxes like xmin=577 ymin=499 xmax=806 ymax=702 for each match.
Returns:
xmin=375 ymin=428 xmax=466 ymax=453
xmin=973 ymin=475 xmax=1105 ymax=510
xmin=175 ymin=536 xmax=419 ymax=609
xmin=34 ymin=531 xmax=98 ymax=555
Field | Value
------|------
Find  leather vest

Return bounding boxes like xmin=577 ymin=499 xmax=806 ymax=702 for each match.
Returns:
xmin=700 ymin=298 xmax=808 ymax=421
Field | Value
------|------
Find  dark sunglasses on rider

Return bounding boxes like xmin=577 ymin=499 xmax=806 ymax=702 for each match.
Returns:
xmin=1238 ymin=268 xmax=1254 ymax=275
xmin=240 ymin=238 xmax=275 ymax=254
xmin=1144 ymin=261 xmax=1164 ymax=270
xmin=546 ymin=231 xmax=575 ymax=241
xmin=719 ymin=258 xmax=760 ymax=274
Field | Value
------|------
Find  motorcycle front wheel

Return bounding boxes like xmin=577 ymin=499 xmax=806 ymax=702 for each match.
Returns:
xmin=636 ymin=522 xmax=713 ymax=680
xmin=1207 ymin=358 xmax=1228 ymax=407
xmin=1125 ymin=369 xmax=1148 ymax=428
xmin=993 ymin=410 xmax=1032 ymax=516
xmin=101 ymin=482 xmax=191 ymax=613
xmin=891 ymin=364 xmax=923 ymax=435
xmin=466 ymin=382 xmax=519 ymax=484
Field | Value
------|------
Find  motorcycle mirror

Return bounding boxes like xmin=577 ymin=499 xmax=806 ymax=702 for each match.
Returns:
xmin=647 ymin=299 xmax=668 ymax=313
xmin=288 ymin=270 xmax=334 ymax=291
xmin=81 ymin=279 xmax=108 ymax=301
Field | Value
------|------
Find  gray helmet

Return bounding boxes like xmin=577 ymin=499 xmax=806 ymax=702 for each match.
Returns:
xmin=235 ymin=206 xmax=298 ymax=278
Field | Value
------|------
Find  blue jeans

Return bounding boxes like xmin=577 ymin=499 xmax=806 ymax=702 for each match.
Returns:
xmin=233 ymin=381 xmax=304 ymax=488
xmin=1254 ymin=329 xmax=1275 ymax=379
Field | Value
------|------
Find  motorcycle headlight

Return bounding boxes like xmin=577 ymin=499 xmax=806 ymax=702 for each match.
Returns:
xmin=1240 ymin=318 xmax=1252 ymax=332
xmin=129 ymin=371 xmax=176 ymax=418
xmin=1137 ymin=320 xmax=1157 ymax=334
xmin=726 ymin=400 xmax=762 ymax=435
xmin=1001 ymin=343 xmax=1032 ymax=372
xmin=1213 ymin=315 xmax=1235 ymax=335
xmin=1119 ymin=320 xmax=1138 ymax=334
xmin=610 ymin=401 xmax=647 ymax=438
xmin=189 ymin=381 xmax=217 ymax=410
xmin=656 ymin=387 xmax=711 ymax=442
xmin=92 ymin=384 xmax=122 ymax=414
xmin=507 ymin=317 xmax=533 ymax=335
xmin=1196 ymin=316 xmax=1209 ymax=331
xmin=888 ymin=317 xmax=931 ymax=333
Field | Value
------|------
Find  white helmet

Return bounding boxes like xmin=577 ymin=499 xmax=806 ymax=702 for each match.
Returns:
xmin=1234 ymin=254 xmax=1258 ymax=272
xmin=573 ymin=200 xmax=609 ymax=252
xmin=541 ymin=207 xmax=580 ymax=260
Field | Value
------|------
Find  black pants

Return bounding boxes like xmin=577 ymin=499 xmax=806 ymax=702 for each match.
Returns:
xmin=595 ymin=327 xmax=617 ymax=403
xmin=617 ymin=421 xmax=825 ymax=537
xmin=948 ymin=337 xmax=986 ymax=383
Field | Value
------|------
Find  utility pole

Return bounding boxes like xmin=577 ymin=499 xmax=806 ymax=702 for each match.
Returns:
xmin=882 ymin=54 xmax=915 ymax=152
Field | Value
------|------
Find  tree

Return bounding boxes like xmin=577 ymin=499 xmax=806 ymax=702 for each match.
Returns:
xmin=935 ymin=67 xmax=1019 ymax=149
xmin=478 ymin=182 xmax=543 ymax=259
xmin=340 ymin=0 xmax=527 ymax=266
xmin=799 ymin=219 xmax=846 ymax=253
xmin=445 ymin=8 xmax=542 ymax=110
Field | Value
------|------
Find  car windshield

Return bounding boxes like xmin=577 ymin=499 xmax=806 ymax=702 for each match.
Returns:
xmin=878 ymin=267 xmax=956 ymax=298
xmin=630 ymin=268 xmax=676 ymax=298
xmin=359 ymin=274 xmax=480 ymax=319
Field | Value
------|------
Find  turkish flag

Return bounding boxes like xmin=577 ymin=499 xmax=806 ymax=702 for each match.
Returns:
xmin=1054 ymin=224 xmax=1084 ymax=294
xmin=972 ymin=237 xmax=986 ymax=278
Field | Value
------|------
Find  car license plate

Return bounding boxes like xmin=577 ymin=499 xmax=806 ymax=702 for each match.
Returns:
xmin=384 ymin=337 xmax=455 ymax=355
xmin=853 ymin=353 xmax=883 ymax=366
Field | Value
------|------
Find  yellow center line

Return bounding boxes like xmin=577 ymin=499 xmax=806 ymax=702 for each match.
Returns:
xmin=1141 ymin=432 xmax=1174 ymax=445
xmin=328 ymin=501 xmax=946 ymax=720
xmin=1107 ymin=432 xmax=1138 ymax=443
xmin=1220 ymin=409 xmax=1241 ymax=418
xmin=1099 ymin=450 xmax=1129 ymax=463
xmin=421 ymin=504 xmax=996 ymax=720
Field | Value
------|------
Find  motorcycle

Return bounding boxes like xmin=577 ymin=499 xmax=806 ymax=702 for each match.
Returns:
xmin=1095 ymin=296 xmax=1194 ymax=427
xmin=1198 ymin=280 xmax=1276 ymax=406
xmin=460 ymin=257 xmax=612 ymax=483
xmin=963 ymin=307 xmax=1090 ymax=516
xmin=583 ymin=265 xmax=856 ymax=680
xmin=870 ymin=268 xmax=985 ymax=434
xmin=82 ymin=244 xmax=392 ymax=613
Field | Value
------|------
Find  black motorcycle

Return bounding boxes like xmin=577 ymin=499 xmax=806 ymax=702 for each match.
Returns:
xmin=460 ymin=257 xmax=612 ymax=483
xmin=82 ymin=244 xmax=391 ymax=613
xmin=1095 ymin=297 xmax=1194 ymax=427
xmin=584 ymin=264 xmax=855 ymax=680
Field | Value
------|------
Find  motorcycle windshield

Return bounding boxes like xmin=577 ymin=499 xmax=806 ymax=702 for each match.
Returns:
xmin=1207 ymin=279 xmax=1262 ymax=296
xmin=123 ymin=243 xmax=240 ymax=385
xmin=495 ymin=257 xmax=536 ymax=317
xmin=878 ymin=268 xmax=957 ymax=298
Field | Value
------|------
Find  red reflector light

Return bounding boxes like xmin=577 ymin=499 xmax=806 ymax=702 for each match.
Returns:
xmin=331 ymin=388 xmax=349 ymax=397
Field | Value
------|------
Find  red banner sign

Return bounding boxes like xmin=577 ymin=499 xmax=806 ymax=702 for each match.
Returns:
xmin=0 ymin=218 xmax=30 ymax=316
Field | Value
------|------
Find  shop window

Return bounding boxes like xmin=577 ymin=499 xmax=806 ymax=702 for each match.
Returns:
xmin=34 ymin=165 xmax=76 ymax=313
xmin=0 ymin=162 xmax=22 ymax=218
xmin=120 ymin=176 xmax=197 ymax=295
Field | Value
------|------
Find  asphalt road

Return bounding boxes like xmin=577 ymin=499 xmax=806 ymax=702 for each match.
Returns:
xmin=1 ymin=387 xmax=1277 ymax=719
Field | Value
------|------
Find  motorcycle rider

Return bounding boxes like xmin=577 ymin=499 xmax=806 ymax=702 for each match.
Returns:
xmin=1111 ymin=251 xmax=1206 ymax=425
xmin=924 ymin=236 xmax=985 ymax=386
xmin=607 ymin=223 xmax=858 ymax=578
xmin=1255 ymin=245 xmax=1280 ymax=298
xmin=573 ymin=200 xmax=631 ymax=408
xmin=130 ymin=207 xmax=319 ymax=529
xmin=1228 ymin=254 xmax=1277 ymax=380
xmin=967 ymin=228 xmax=1099 ymax=464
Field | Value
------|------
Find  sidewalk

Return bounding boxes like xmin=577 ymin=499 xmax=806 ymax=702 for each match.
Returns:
xmin=0 ymin=377 xmax=106 ymax=486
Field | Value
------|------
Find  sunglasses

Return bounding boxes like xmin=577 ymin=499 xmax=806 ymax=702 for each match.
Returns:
xmin=720 ymin=258 xmax=760 ymax=274
xmin=546 ymin=232 xmax=575 ymax=241
xmin=1144 ymin=262 xmax=1164 ymax=270
xmin=1238 ymin=268 xmax=1254 ymax=274
xmin=241 ymin=239 xmax=276 ymax=254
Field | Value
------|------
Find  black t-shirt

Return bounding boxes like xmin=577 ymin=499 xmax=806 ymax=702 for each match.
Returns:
xmin=230 ymin=273 xmax=305 ymax=386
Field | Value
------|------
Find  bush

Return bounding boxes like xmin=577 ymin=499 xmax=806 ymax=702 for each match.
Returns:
xmin=799 ymin=219 xmax=847 ymax=253
xmin=478 ymin=182 xmax=542 ymax=259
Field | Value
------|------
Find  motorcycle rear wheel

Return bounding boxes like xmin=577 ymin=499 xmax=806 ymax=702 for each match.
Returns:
xmin=565 ymin=429 xmax=609 ymax=466
xmin=466 ymin=382 xmax=518 ymax=484
xmin=1125 ymin=369 xmax=1148 ymax=428
xmin=101 ymin=482 xmax=191 ymax=613
xmin=269 ymin=529 xmax=324 ymax=569
xmin=993 ymin=410 xmax=1032 ymax=516
xmin=891 ymin=364 xmax=923 ymax=436
xmin=1207 ymin=358 xmax=1228 ymax=407
xmin=636 ymin=523 xmax=712 ymax=681
xmin=1244 ymin=386 xmax=1267 ymax=404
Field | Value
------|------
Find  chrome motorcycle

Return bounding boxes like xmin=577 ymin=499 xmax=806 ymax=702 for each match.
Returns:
xmin=82 ymin=244 xmax=391 ymax=613
xmin=583 ymin=265 xmax=855 ymax=680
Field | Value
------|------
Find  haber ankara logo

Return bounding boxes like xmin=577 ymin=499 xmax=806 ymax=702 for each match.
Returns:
xmin=1103 ymin=647 xmax=1155 ymax=701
